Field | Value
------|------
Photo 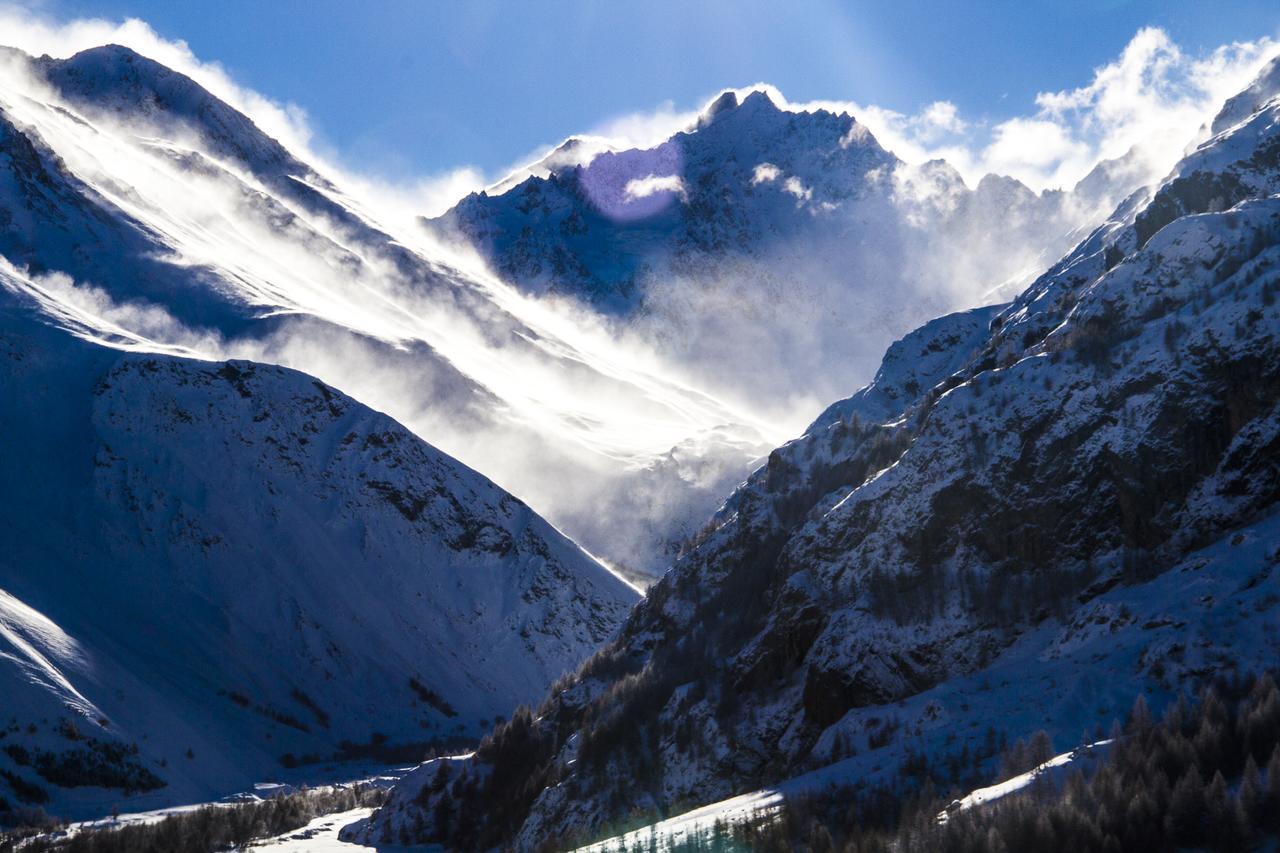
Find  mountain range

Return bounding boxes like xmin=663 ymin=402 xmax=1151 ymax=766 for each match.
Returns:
xmin=428 ymin=86 xmax=1150 ymax=411
xmin=0 ymin=34 xmax=1277 ymax=849
xmin=0 ymin=45 xmax=639 ymax=819
xmin=348 ymin=52 xmax=1280 ymax=850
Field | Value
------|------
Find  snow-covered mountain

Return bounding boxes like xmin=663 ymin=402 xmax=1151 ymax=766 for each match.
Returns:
xmin=355 ymin=54 xmax=1280 ymax=850
xmin=0 ymin=264 xmax=638 ymax=820
xmin=0 ymin=44 xmax=781 ymax=579
xmin=0 ymin=46 xmax=650 ymax=819
xmin=428 ymin=87 xmax=1148 ymax=409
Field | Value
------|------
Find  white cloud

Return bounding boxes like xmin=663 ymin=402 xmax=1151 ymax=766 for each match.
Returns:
xmin=782 ymin=176 xmax=812 ymax=201
xmin=752 ymin=163 xmax=781 ymax=184
xmin=841 ymin=27 xmax=1278 ymax=190
xmin=554 ymin=28 xmax=1276 ymax=195
xmin=919 ymin=101 xmax=967 ymax=137
xmin=623 ymin=173 xmax=686 ymax=201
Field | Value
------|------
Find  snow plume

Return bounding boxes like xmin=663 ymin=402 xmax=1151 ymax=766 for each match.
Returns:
xmin=590 ymin=98 xmax=701 ymax=152
xmin=852 ymin=28 xmax=1279 ymax=190
xmin=0 ymin=258 xmax=223 ymax=356
xmin=543 ymin=28 xmax=1276 ymax=195
xmin=616 ymin=232 xmax=946 ymax=420
xmin=0 ymin=45 xmax=777 ymax=575
xmin=624 ymin=173 xmax=687 ymax=201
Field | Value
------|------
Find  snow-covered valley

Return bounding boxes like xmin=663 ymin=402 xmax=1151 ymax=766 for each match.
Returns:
xmin=1 ymin=14 xmax=1279 ymax=852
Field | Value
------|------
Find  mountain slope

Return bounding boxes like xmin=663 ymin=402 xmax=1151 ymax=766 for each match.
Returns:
xmin=355 ymin=56 xmax=1280 ymax=851
xmin=0 ymin=44 xmax=777 ymax=578
xmin=0 ymin=277 xmax=636 ymax=820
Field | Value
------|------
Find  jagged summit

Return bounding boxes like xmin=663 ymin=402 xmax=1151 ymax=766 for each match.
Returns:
xmin=1212 ymin=52 xmax=1280 ymax=134
xmin=701 ymin=88 xmax=741 ymax=120
xmin=428 ymin=79 xmax=1136 ymax=426
xmin=694 ymin=87 xmax=812 ymax=128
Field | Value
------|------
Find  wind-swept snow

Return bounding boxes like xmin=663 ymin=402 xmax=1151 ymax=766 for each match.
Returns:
xmin=937 ymin=741 xmax=1112 ymax=821
xmin=0 ymin=43 xmax=775 ymax=577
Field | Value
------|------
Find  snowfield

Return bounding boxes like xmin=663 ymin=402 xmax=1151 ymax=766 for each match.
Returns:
xmin=937 ymin=741 xmax=1113 ymax=821
xmin=242 ymin=808 xmax=381 ymax=851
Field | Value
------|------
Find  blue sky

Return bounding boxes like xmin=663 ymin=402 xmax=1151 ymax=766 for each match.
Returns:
xmin=16 ymin=0 xmax=1280 ymax=191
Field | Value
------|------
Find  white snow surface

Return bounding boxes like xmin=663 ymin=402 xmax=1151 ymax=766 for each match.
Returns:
xmin=575 ymin=788 xmax=783 ymax=852
xmin=937 ymin=741 xmax=1112 ymax=821
xmin=242 ymin=808 xmax=381 ymax=851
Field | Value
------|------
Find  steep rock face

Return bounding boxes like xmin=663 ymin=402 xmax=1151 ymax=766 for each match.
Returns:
xmin=0 ymin=290 xmax=636 ymax=820
xmin=359 ymin=63 xmax=1280 ymax=851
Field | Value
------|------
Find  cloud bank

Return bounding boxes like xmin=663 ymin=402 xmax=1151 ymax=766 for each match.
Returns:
xmin=5 ymin=6 xmax=1273 ymax=209
xmin=571 ymin=27 xmax=1279 ymax=194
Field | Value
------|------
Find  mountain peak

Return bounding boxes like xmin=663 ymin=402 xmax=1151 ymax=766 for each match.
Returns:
xmin=70 ymin=42 xmax=145 ymax=62
xmin=1212 ymin=51 xmax=1280 ymax=134
xmin=701 ymin=89 xmax=740 ymax=122
xmin=35 ymin=42 xmax=310 ymax=187
xmin=45 ymin=43 xmax=175 ymax=93
xmin=697 ymin=86 xmax=783 ymax=128
xmin=739 ymin=88 xmax=778 ymax=110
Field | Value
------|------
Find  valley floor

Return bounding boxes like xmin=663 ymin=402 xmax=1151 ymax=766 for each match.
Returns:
xmin=242 ymin=808 xmax=383 ymax=851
